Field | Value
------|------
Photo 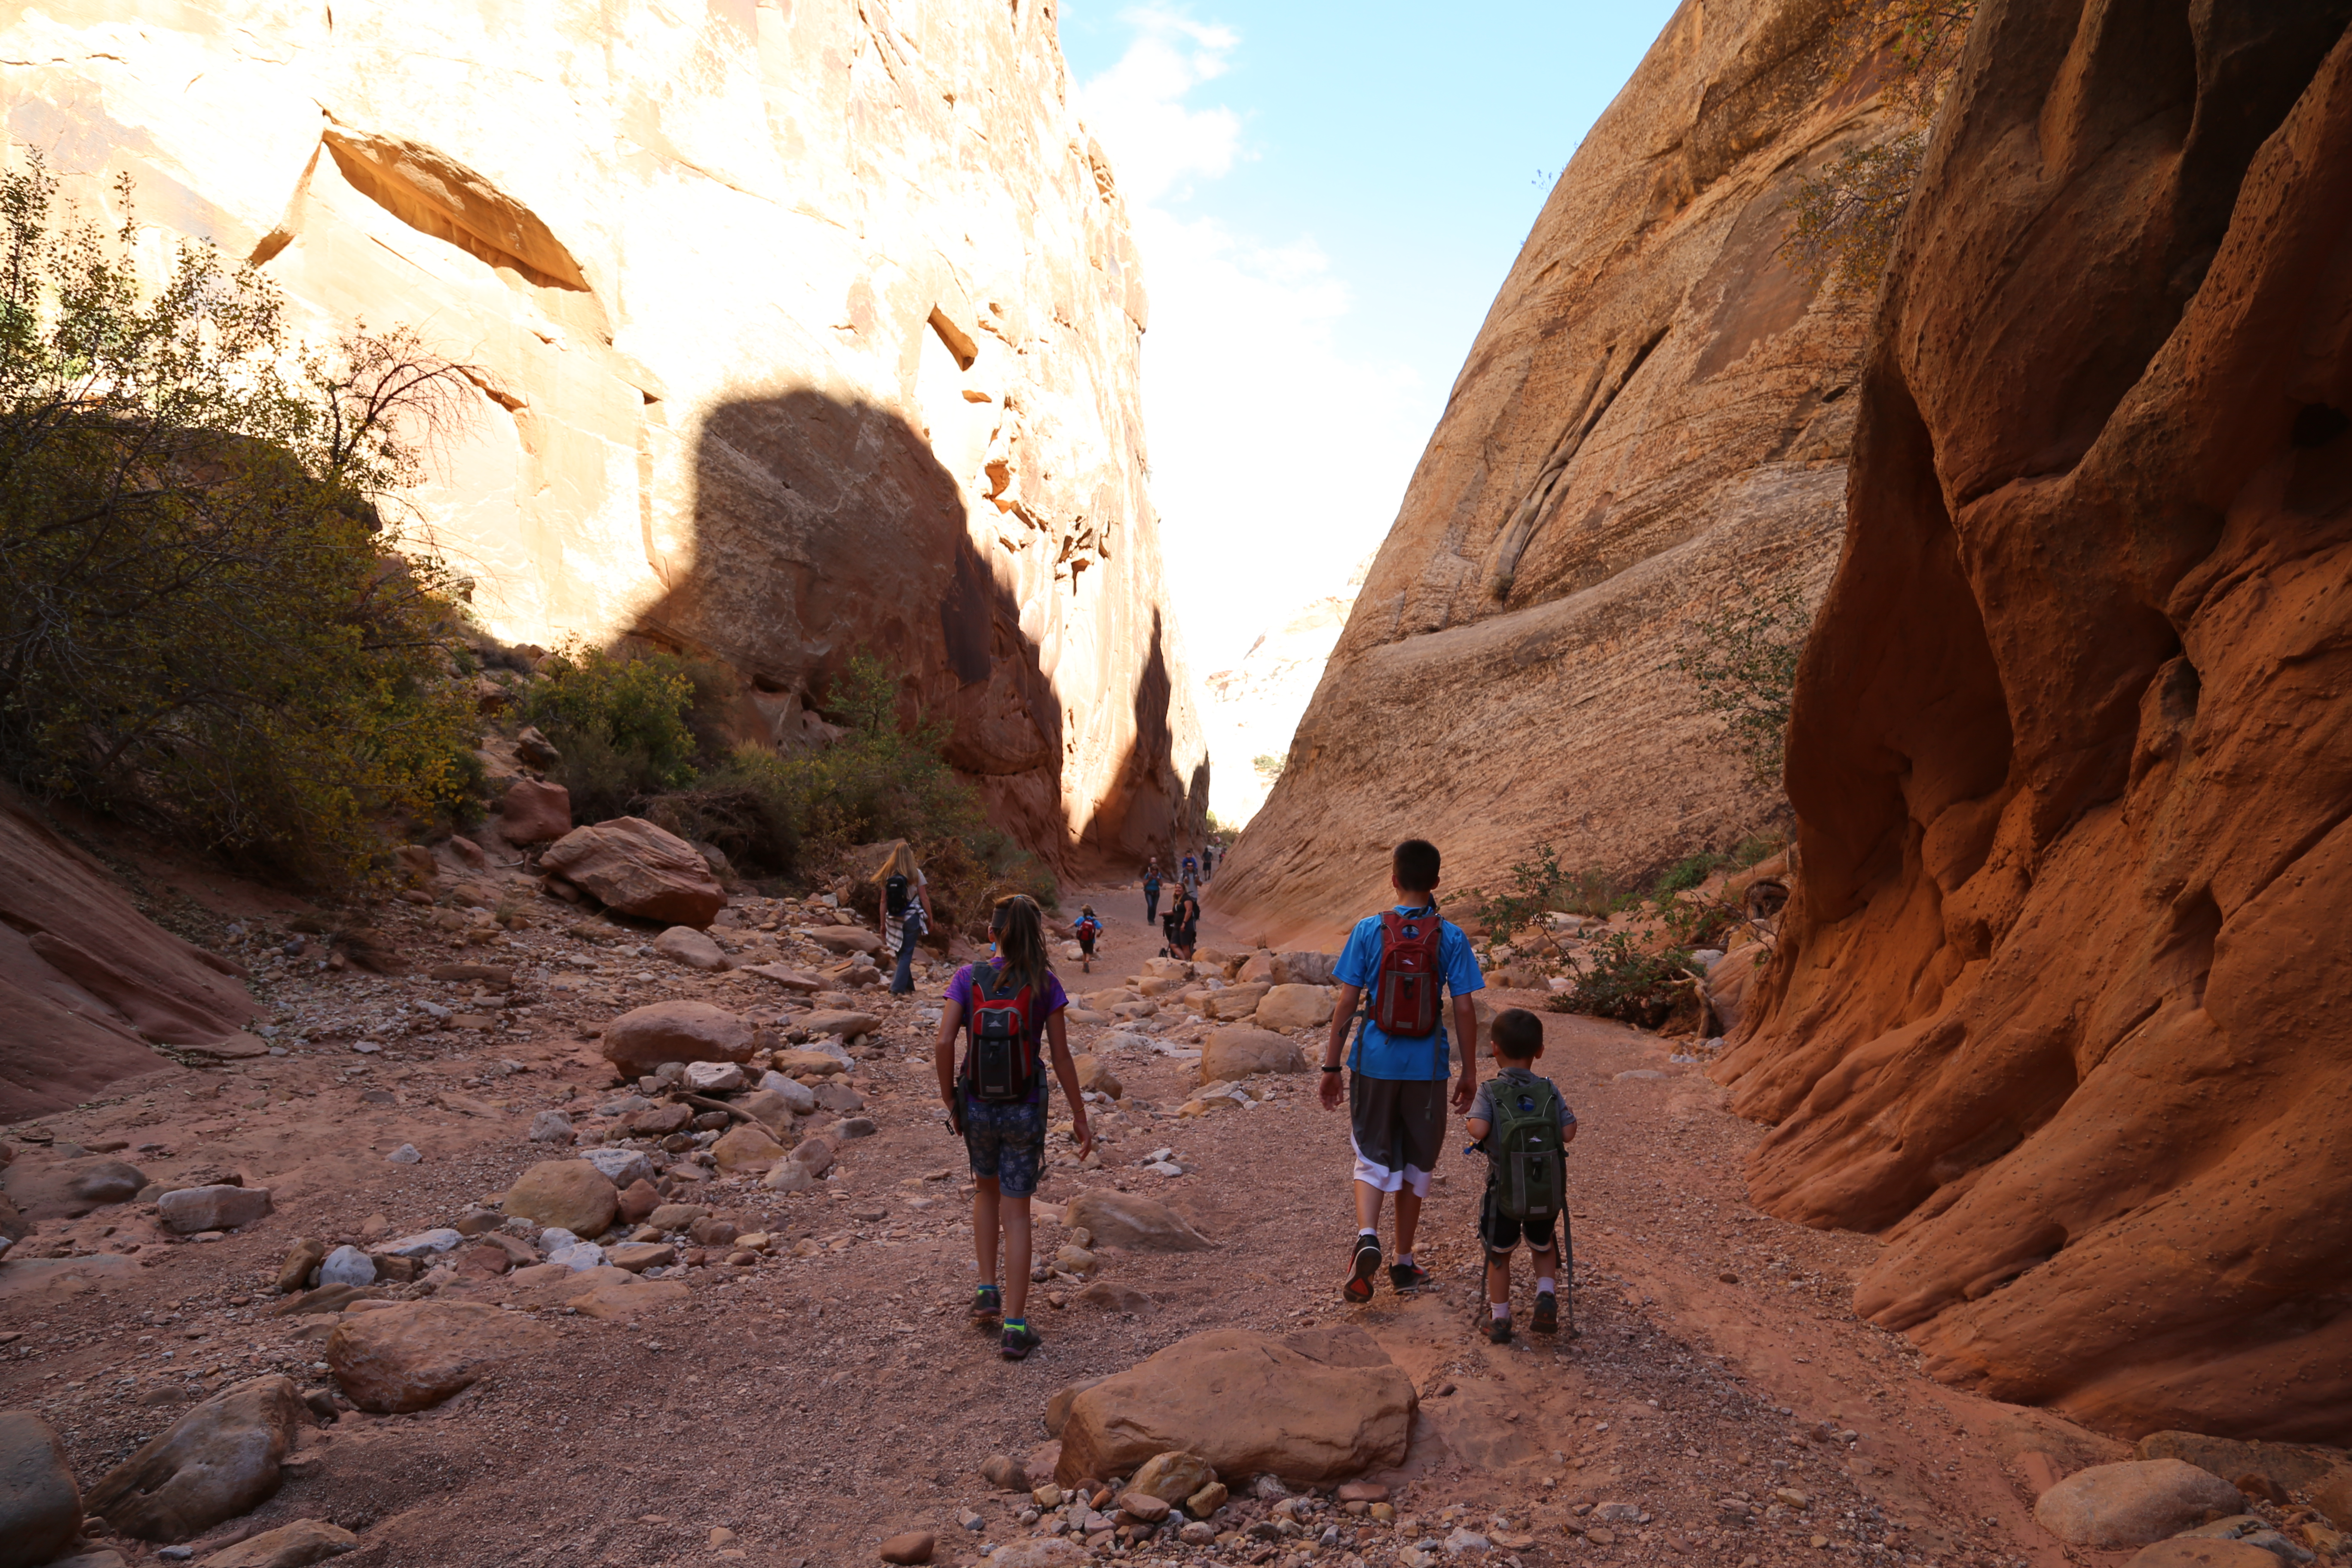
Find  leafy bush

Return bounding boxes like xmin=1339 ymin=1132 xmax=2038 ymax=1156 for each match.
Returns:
xmin=1675 ymin=580 xmax=1815 ymax=786
xmin=1251 ymin=753 xmax=1285 ymax=782
xmin=1552 ymin=933 xmax=1699 ymax=1029
xmin=522 ymin=641 xmax=722 ymax=822
xmin=0 ymin=156 xmax=480 ymax=885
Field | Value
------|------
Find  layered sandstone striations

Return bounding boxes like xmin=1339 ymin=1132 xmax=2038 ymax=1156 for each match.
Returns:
xmin=1718 ymin=0 xmax=2352 ymax=1438
xmin=1211 ymin=0 xmax=1902 ymax=943
xmin=0 ymin=0 xmax=1203 ymax=865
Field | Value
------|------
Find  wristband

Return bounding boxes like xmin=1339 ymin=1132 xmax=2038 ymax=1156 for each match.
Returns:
xmin=1320 ymin=1065 xmax=1342 ymax=1074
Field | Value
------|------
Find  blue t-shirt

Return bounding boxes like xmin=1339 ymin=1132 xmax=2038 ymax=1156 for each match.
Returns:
xmin=1333 ymin=905 xmax=1485 ymax=1080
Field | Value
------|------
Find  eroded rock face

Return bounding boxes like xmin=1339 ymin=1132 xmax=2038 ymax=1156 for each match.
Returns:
xmin=0 ymin=790 xmax=253 ymax=1118
xmin=1055 ymin=1327 xmax=1413 ymax=1486
xmin=1210 ymin=0 xmax=1900 ymax=946
xmin=85 ymin=1375 xmax=303 ymax=1542
xmin=0 ymin=0 xmax=1204 ymax=871
xmin=1718 ymin=0 xmax=2352 ymax=1439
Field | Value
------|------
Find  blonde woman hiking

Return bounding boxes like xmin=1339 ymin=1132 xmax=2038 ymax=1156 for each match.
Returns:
xmin=934 ymin=894 xmax=1092 ymax=1359
xmin=872 ymin=841 xmax=930 ymax=996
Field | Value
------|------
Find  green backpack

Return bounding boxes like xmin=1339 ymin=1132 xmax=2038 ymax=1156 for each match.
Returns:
xmin=1487 ymin=1076 xmax=1567 ymax=1224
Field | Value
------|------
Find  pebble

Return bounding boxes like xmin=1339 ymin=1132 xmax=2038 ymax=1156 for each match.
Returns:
xmin=529 ymin=1111 xmax=576 ymax=1144
xmin=385 ymin=1144 xmax=423 ymax=1164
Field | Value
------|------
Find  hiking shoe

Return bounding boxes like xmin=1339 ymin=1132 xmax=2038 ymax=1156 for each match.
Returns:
xmin=970 ymin=1284 xmax=1002 ymax=1329
xmin=1389 ymin=1261 xmax=1431 ymax=1294
xmin=1532 ymin=1290 xmax=1559 ymax=1335
xmin=1486 ymin=1311 xmax=1514 ymax=1345
xmin=1344 ymin=1236 xmax=1382 ymax=1303
xmin=1001 ymin=1321 xmax=1041 ymax=1361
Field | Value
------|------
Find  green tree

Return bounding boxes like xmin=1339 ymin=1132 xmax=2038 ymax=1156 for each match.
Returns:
xmin=1675 ymin=581 xmax=1814 ymax=787
xmin=0 ymin=156 xmax=481 ymax=885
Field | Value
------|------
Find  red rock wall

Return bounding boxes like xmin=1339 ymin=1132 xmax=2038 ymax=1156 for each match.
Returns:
xmin=1718 ymin=0 xmax=2352 ymax=1439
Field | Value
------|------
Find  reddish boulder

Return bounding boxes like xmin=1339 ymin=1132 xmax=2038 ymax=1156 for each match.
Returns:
xmin=599 ymin=1000 xmax=754 ymax=1075
xmin=1716 ymin=0 xmax=2352 ymax=1439
xmin=325 ymin=1301 xmax=554 ymax=1413
xmin=496 ymin=778 xmax=572 ymax=844
xmin=540 ymin=818 xmax=723 ymax=926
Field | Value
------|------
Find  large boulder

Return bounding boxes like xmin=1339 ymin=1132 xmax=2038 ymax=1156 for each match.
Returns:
xmin=196 ymin=1518 xmax=360 ymax=1568
xmin=599 ymin=999 xmax=754 ymax=1075
xmin=1274 ymin=952 xmax=1338 ymax=987
xmin=1 ymin=1157 xmax=149 ymax=1221
xmin=540 ymin=818 xmax=724 ymax=927
xmin=0 ymin=1409 xmax=80 ymax=1568
xmin=2034 ymin=1460 xmax=2246 ymax=1549
xmin=495 ymin=778 xmax=572 ymax=844
xmin=1056 ymin=1327 xmax=1414 ymax=1486
xmin=2121 ymin=1544 xmax=2281 ymax=1568
xmin=1254 ymin=984 xmax=1335 ymax=1032
xmin=1204 ymin=983 xmax=1271 ymax=1022
xmin=325 ymin=1301 xmax=555 ymax=1414
xmin=2136 ymin=1433 xmax=2352 ymax=1528
xmin=1064 ymin=1190 xmax=1211 ymax=1252
xmin=1198 ymin=1026 xmax=1308 ymax=1084
xmin=84 ymin=1375 xmax=303 ymax=1542
xmin=500 ymin=1160 xmax=618 ymax=1237
xmin=156 ymin=1185 xmax=273 ymax=1234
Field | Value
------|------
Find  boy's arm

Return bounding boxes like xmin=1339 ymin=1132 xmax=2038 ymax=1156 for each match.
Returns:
xmin=1317 ymin=982 xmax=1363 ymax=1111
xmin=1044 ymin=1009 xmax=1093 ymax=1157
xmin=1449 ymin=992 xmax=1479 ymax=1112
xmin=1465 ymin=1116 xmax=1491 ymax=1144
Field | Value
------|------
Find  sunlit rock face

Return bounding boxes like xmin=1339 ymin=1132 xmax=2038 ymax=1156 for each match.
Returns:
xmin=1210 ymin=0 xmax=1903 ymax=946
xmin=0 ymin=0 xmax=1204 ymax=864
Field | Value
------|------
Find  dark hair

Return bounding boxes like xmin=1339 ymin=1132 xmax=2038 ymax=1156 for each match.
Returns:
xmin=1393 ymin=838 xmax=1441 ymax=893
xmin=1491 ymin=1008 xmax=1544 ymax=1059
xmin=990 ymin=894 xmax=1050 ymax=992
xmin=1081 ymin=905 xmax=1095 ymax=916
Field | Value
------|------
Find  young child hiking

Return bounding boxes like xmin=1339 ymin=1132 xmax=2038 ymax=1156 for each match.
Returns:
xmin=1464 ymin=1007 xmax=1577 ymax=1342
xmin=933 ymin=894 xmax=1093 ymax=1360
xmin=1072 ymin=906 xmax=1101 ymax=973
xmin=1318 ymin=838 xmax=1485 ymax=1300
xmin=1142 ymin=861 xmax=1164 ymax=925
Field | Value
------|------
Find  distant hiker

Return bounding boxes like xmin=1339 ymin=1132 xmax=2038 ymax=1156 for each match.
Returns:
xmin=1163 ymin=886 xmax=1200 ymax=961
xmin=1181 ymin=850 xmax=1199 ymax=891
xmin=873 ymin=841 xmax=929 ymax=997
xmin=933 ymin=894 xmax=1092 ymax=1361
xmin=1318 ymin=837 xmax=1485 ymax=1301
xmin=1072 ymin=906 xmax=1101 ymax=974
xmin=1143 ymin=861 xmax=1164 ymax=924
xmin=1465 ymin=1006 xmax=1576 ymax=1342
xmin=1202 ymin=842 xmax=1215 ymax=880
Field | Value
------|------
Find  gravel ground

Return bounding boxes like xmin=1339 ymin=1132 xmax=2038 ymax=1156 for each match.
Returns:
xmin=0 ymin=866 xmax=2134 ymax=1568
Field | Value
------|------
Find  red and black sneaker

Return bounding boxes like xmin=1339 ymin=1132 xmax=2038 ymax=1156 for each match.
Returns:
xmin=1532 ymin=1290 xmax=1559 ymax=1335
xmin=1344 ymin=1235 xmax=1382 ymax=1303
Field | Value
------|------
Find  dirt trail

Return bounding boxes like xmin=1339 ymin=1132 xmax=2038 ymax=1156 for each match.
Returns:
xmin=0 ymin=876 xmax=2126 ymax=1568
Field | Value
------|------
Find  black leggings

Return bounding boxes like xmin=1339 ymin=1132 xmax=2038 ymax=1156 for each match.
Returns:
xmin=1145 ymin=890 xmax=1160 ymax=922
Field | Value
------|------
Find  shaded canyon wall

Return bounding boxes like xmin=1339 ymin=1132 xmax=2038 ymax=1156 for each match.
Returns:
xmin=1718 ymin=0 xmax=2352 ymax=1439
xmin=0 ymin=0 xmax=1204 ymax=866
xmin=1210 ymin=0 xmax=1908 ymax=946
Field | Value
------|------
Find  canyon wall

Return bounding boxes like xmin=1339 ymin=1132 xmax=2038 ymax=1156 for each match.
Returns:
xmin=1718 ymin=0 xmax=2352 ymax=1438
xmin=0 ymin=0 xmax=1204 ymax=867
xmin=1209 ymin=0 xmax=1904 ymax=945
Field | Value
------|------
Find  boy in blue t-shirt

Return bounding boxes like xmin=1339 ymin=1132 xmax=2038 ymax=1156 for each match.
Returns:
xmin=1317 ymin=838 xmax=1485 ymax=1301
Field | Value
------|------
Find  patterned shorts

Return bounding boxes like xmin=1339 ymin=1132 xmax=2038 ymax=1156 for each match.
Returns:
xmin=962 ymin=1089 xmax=1047 ymax=1197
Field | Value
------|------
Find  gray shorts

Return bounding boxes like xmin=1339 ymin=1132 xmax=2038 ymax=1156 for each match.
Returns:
xmin=1348 ymin=1073 xmax=1446 ymax=1197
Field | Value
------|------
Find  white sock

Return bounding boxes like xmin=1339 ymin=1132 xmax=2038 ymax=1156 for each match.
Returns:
xmin=1491 ymin=1302 xmax=1510 ymax=1320
xmin=1397 ymin=1252 xmax=1414 ymax=1266
xmin=1537 ymin=1275 xmax=1556 ymax=1295
xmin=1359 ymin=1228 xmax=1378 ymax=1240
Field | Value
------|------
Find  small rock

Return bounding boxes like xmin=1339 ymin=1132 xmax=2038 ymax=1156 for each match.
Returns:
xmin=878 ymin=1531 xmax=936 ymax=1565
xmin=546 ymin=1241 xmax=606 ymax=1271
xmin=275 ymin=1238 xmax=326 ymax=1294
xmin=757 ymin=1072 xmax=818 ymax=1113
xmin=377 ymin=1228 xmax=462 ymax=1259
xmin=1252 ymin=1475 xmax=1290 ymax=1500
xmin=958 ymin=1507 xmax=985 ymax=1531
xmin=836 ymin=1116 xmax=877 ymax=1139
xmin=527 ymin=1111 xmax=576 ymax=1145
xmin=683 ymin=1060 xmax=747 ymax=1092
xmin=156 ymin=1185 xmax=273 ymax=1234
xmin=316 ymin=1246 xmax=376 ymax=1288
xmin=1117 ymin=1491 xmax=1170 ymax=1524
xmin=502 ymin=1160 xmax=619 ymax=1237
xmin=578 ymin=1147 xmax=658 ymax=1188
xmin=654 ymin=926 xmax=731 ymax=971
xmin=1337 ymin=1481 xmax=1388 ymax=1504
xmin=1186 ymin=1481 xmax=1228 ymax=1518
xmin=384 ymin=1144 xmax=422 ymax=1165
xmin=1062 ymin=1189 xmax=1210 ymax=1253
xmin=86 ymin=1376 xmax=303 ymax=1542
xmin=1592 ymin=1502 xmax=1642 ymax=1522
xmin=195 ymin=1516 xmax=361 ymax=1567
xmin=1032 ymin=1485 xmax=1064 ymax=1509
xmin=982 ymin=1454 xmax=1027 ymax=1491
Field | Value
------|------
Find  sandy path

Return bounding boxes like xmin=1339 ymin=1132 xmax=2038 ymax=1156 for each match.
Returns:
xmin=0 ymin=877 xmax=2124 ymax=1568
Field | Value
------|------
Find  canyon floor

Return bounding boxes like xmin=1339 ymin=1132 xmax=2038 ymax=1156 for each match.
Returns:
xmin=1 ymin=872 xmax=2136 ymax=1568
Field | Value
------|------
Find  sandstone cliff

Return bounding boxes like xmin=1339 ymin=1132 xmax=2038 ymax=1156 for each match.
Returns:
xmin=1718 ymin=0 xmax=2352 ymax=1439
xmin=1210 ymin=0 xmax=1899 ymax=944
xmin=0 ymin=0 xmax=1204 ymax=867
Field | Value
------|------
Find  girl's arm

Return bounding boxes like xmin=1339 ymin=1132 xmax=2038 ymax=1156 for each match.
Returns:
xmin=934 ymin=1000 xmax=964 ymax=1115
xmin=1044 ymin=1009 xmax=1093 ymax=1158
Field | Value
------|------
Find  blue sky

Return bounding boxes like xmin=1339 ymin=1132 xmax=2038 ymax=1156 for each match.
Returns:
xmin=1060 ymin=1 xmax=1684 ymax=673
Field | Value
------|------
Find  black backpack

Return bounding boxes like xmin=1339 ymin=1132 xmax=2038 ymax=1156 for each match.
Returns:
xmin=963 ymin=964 xmax=1038 ymax=1102
xmin=884 ymin=873 xmax=910 ymax=916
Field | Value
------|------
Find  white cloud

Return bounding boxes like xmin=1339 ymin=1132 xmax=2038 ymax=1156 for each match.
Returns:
xmin=1076 ymin=10 xmax=1426 ymax=819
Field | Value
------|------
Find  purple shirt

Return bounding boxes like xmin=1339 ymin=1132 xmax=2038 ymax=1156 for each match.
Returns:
xmin=945 ymin=960 xmax=1069 ymax=1047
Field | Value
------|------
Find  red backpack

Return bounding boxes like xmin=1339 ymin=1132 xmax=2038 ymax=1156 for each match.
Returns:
xmin=964 ymin=963 xmax=1038 ymax=1102
xmin=1371 ymin=906 xmax=1445 ymax=1038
